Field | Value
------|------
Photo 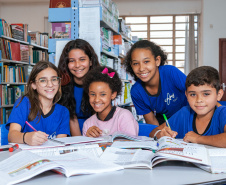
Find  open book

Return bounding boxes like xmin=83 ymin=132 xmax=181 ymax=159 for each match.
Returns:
xmin=102 ymin=132 xmax=152 ymax=143
xmin=12 ymin=136 xmax=104 ymax=150
xmin=0 ymin=150 xmax=123 ymax=185
xmin=194 ymin=148 xmax=226 ymax=174
xmin=100 ymin=136 xmax=211 ymax=170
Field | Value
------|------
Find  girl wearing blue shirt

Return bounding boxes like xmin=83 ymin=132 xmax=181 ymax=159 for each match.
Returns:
xmin=7 ymin=61 xmax=70 ymax=146
xmin=58 ymin=39 xmax=100 ymax=136
xmin=124 ymin=40 xmax=187 ymax=126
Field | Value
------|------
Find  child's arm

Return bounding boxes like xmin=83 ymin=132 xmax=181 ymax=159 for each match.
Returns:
xmin=70 ymin=117 xmax=82 ymax=136
xmin=86 ymin=126 xmax=102 ymax=138
xmin=149 ymin=123 xmax=178 ymax=139
xmin=8 ymin=123 xmax=48 ymax=146
xmin=56 ymin=134 xmax=67 ymax=138
xmin=143 ymin=112 xmax=160 ymax=126
xmin=183 ymin=128 xmax=226 ymax=148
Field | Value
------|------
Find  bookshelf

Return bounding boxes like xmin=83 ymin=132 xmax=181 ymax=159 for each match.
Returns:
xmin=0 ymin=19 xmax=49 ymax=125
xmin=48 ymin=0 xmax=79 ymax=64
xmin=79 ymin=1 xmax=133 ymax=107
xmin=48 ymin=0 xmax=135 ymax=113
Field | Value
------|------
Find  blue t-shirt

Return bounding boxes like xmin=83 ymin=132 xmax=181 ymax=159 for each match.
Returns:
xmin=131 ymin=65 xmax=187 ymax=120
xmin=169 ymin=106 xmax=226 ymax=138
xmin=6 ymin=96 xmax=70 ymax=138
xmin=74 ymin=85 xmax=89 ymax=132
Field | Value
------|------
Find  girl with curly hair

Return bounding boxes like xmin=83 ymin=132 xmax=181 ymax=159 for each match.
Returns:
xmin=58 ymin=39 xmax=100 ymax=136
xmin=82 ymin=66 xmax=138 ymax=137
xmin=124 ymin=40 xmax=187 ymax=126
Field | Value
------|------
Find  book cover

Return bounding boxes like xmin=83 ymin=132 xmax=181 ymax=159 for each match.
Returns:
xmin=49 ymin=0 xmax=71 ymax=8
xmin=10 ymin=42 xmax=21 ymax=61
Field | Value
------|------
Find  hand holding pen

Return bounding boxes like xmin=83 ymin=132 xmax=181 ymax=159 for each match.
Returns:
xmin=25 ymin=121 xmax=65 ymax=146
xmin=24 ymin=121 xmax=49 ymax=146
xmin=162 ymin=114 xmax=177 ymax=138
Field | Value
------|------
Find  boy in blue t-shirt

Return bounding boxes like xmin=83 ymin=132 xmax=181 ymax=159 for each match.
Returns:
xmin=150 ymin=66 xmax=226 ymax=148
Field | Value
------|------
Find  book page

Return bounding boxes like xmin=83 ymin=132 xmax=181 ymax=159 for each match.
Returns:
xmin=100 ymin=147 xmax=155 ymax=169
xmin=111 ymin=140 xmax=158 ymax=151
xmin=0 ymin=151 xmax=60 ymax=185
xmin=55 ymin=136 xmax=104 ymax=145
xmin=111 ymin=132 xmax=152 ymax=142
xmin=48 ymin=152 xmax=123 ymax=177
xmin=154 ymin=137 xmax=210 ymax=165
xmin=208 ymin=148 xmax=226 ymax=173
xmin=29 ymin=144 xmax=103 ymax=159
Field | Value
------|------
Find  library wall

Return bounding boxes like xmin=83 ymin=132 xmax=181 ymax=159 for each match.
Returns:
xmin=201 ymin=0 xmax=226 ymax=70
xmin=114 ymin=0 xmax=202 ymax=15
xmin=0 ymin=2 xmax=49 ymax=32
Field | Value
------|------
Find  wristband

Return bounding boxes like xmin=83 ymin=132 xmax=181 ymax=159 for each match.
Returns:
xmin=23 ymin=132 xmax=28 ymax=144
xmin=153 ymin=130 xmax=161 ymax=141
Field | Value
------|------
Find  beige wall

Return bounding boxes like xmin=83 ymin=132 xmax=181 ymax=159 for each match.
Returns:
xmin=1 ymin=0 xmax=226 ymax=69
xmin=0 ymin=2 xmax=49 ymax=32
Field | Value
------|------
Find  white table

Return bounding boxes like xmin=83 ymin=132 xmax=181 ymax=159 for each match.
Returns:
xmin=1 ymin=149 xmax=226 ymax=185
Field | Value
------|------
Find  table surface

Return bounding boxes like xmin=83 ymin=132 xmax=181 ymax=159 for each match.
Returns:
xmin=1 ymin=149 xmax=226 ymax=185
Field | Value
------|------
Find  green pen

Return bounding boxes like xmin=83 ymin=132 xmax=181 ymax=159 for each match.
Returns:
xmin=163 ymin=114 xmax=171 ymax=130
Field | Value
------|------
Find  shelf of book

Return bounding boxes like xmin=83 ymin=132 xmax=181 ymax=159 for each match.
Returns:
xmin=30 ymin=43 xmax=48 ymax=50
xmin=101 ymin=50 xmax=118 ymax=59
xmin=0 ymin=104 xmax=14 ymax=108
xmin=0 ymin=59 xmax=29 ymax=65
xmin=0 ymin=35 xmax=29 ymax=45
xmin=0 ymin=82 xmax=27 ymax=85
xmin=0 ymin=18 xmax=49 ymax=125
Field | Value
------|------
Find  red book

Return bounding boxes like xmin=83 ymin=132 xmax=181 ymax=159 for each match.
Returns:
xmin=10 ymin=42 xmax=21 ymax=61
xmin=49 ymin=0 xmax=71 ymax=8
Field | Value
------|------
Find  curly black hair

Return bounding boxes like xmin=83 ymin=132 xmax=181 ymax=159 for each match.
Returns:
xmin=124 ymin=40 xmax=167 ymax=81
xmin=58 ymin=39 xmax=100 ymax=119
xmin=186 ymin=66 xmax=221 ymax=92
xmin=82 ymin=66 xmax=122 ymax=114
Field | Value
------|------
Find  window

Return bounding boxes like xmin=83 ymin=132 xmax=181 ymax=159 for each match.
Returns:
xmin=122 ymin=15 xmax=199 ymax=73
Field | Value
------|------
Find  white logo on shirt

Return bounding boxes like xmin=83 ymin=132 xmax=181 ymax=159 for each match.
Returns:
xmin=48 ymin=132 xmax=57 ymax=139
xmin=165 ymin=93 xmax=175 ymax=105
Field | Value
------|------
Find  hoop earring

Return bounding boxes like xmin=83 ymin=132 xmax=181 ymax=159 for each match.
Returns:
xmin=61 ymin=73 xmax=71 ymax=86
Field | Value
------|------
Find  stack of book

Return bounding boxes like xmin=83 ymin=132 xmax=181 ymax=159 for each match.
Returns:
xmin=10 ymin=23 xmax=28 ymax=42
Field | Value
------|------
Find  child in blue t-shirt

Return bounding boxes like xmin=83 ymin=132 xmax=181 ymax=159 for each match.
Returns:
xmin=58 ymin=39 xmax=100 ymax=136
xmin=7 ymin=61 xmax=70 ymax=146
xmin=150 ymin=66 xmax=226 ymax=148
xmin=124 ymin=40 xmax=187 ymax=126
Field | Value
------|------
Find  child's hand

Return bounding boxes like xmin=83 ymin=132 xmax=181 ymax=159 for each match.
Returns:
xmin=25 ymin=131 xmax=49 ymax=146
xmin=86 ymin=126 xmax=102 ymax=138
xmin=183 ymin=131 xmax=201 ymax=143
xmin=160 ymin=127 xmax=178 ymax=138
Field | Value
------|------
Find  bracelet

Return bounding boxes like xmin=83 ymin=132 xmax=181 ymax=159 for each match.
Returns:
xmin=23 ymin=132 xmax=27 ymax=144
xmin=153 ymin=130 xmax=161 ymax=141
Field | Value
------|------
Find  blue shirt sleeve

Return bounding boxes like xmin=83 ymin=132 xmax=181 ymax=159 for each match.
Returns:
xmin=6 ymin=97 xmax=30 ymax=131
xmin=131 ymin=83 xmax=152 ymax=115
xmin=169 ymin=66 xmax=187 ymax=92
xmin=57 ymin=106 xmax=71 ymax=136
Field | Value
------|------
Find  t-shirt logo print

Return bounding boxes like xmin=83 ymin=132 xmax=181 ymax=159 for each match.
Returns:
xmin=165 ymin=93 xmax=175 ymax=105
xmin=48 ymin=132 xmax=57 ymax=139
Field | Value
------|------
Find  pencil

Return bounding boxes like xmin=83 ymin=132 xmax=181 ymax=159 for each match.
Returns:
xmin=25 ymin=121 xmax=65 ymax=145
xmin=163 ymin=114 xmax=171 ymax=130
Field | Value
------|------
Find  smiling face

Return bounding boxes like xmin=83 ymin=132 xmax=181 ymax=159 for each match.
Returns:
xmin=88 ymin=82 xmax=117 ymax=120
xmin=31 ymin=67 xmax=59 ymax=104
xmin=68 ymin=49 xmax=92 ymax=85
xmin=131 ymin=48 xmax=161 ymax=84
xmin=186 ymin=84 xmax=223 ymax=119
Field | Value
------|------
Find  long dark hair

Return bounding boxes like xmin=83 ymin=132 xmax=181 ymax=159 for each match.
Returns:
xmin=19 ymin=61 xmax=61 ymax=122
xmin=58 ymin=39 xmax=100 ymax=119
xmin=124 ymin=40 xmax=167 ymax=81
